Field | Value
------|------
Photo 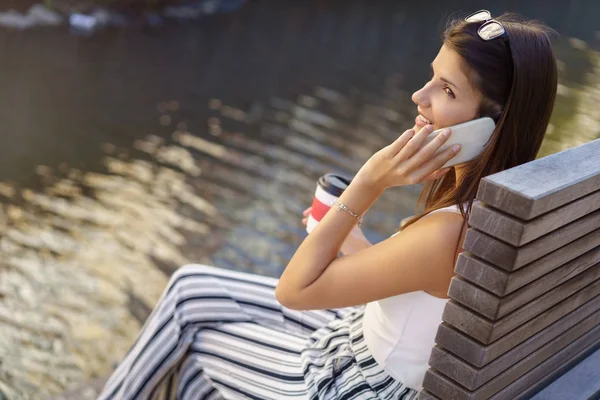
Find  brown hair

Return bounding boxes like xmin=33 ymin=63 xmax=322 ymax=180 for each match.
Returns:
xmin=401 ymin=13 xmax=558 ymax=245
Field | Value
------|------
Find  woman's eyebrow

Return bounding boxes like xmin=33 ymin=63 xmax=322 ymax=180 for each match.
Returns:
xmin=440 ymin=77 xmax=459 ymax=91
xmin=430 ymin=63 xmax=460 ymax=92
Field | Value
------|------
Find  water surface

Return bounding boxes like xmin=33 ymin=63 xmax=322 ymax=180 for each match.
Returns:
xmin=0 ymin=1 xmax=598 ymax=398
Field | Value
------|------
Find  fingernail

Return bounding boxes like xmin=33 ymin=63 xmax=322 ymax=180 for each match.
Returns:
xmin=452 ymin=144 xmax=461 ymax=152
xmin=442 ymin=129 xmax=451 ymax=138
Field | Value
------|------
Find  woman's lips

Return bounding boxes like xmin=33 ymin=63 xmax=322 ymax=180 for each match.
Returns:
xmin=416 ymin=114 xmax=433 ymax=125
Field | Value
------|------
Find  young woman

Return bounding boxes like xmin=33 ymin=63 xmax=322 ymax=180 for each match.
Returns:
xmin=98 ymin=10 xmax=557 ymax=400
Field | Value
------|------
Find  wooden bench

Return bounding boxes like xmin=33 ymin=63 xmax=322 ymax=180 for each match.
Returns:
xmin=419 ymin=138 xmax=600 ymax=400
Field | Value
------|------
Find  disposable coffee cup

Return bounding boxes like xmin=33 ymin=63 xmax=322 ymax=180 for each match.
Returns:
xmin=307 ymin=173 xmax=354 ymax=234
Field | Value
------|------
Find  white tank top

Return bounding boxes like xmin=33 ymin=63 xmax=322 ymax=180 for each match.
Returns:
xmin=362 ymin=204 xmax=464 ymax=391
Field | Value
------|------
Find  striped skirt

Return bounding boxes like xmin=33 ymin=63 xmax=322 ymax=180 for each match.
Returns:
xmin=97 ymin=264 xmax=418 ymax=400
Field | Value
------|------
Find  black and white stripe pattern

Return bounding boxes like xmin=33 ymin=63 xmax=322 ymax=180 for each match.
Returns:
xmin=98 ymin=264 xmax=418 ymax=400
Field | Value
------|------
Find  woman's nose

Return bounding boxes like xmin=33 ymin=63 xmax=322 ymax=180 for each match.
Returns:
xmin=412 ymin=86 xmax=430 ymax=108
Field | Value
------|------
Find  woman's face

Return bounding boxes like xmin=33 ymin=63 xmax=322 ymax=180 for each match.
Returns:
xmin=412 ymin=45 xmax=482 ymax=132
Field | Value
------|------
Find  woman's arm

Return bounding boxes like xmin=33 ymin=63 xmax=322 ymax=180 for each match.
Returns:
xmin=302 ymin=207 xmax=372 ymax=256
xmin=340 ymin=228 xmax=372 ymax=256
xmin=277 ymin=180 xmax=382 ymax=305
xmin=277 ymin=208 xmax=464 ymax=310
xmin=276 ymin=125 xmax=462 ymax=309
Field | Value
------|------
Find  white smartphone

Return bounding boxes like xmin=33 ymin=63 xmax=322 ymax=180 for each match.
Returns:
xmin=420 ymin=117 xmax=496 ymax=168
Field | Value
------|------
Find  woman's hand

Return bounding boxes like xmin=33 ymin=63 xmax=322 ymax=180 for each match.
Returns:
xmin=302 ymin=207 xmax=372 ymax=255
xmin=353 ymin=124 xmax=460 ymax=192
xmin=301 ymin=207 xmax=312 ymax=227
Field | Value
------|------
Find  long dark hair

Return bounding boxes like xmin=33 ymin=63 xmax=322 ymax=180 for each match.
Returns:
xmin=401 ymin=13 xmax=558 ymax=239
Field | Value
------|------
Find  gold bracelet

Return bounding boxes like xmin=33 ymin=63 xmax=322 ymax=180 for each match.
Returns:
xmin=331 ymin=199 xmax=364 ymax=228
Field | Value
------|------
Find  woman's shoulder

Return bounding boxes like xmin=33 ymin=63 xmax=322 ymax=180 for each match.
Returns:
xmin=418 ymin=207 xmax=465 ymax=228
xmin=418 ymin=200 xmax=483 ymax=221
xmin=394 ymin=206 xmax=465 ymax=239
xmin=397 ymin=202 xmax=473 ymax=234
xmin=425 ymin=204 xmax=462 ymax=216
xmin=386 ymin=208 xmax=466 ymax=295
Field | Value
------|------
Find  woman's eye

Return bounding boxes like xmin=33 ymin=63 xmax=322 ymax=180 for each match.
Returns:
xmin=444 ymin=86 xmax=455 ymax=98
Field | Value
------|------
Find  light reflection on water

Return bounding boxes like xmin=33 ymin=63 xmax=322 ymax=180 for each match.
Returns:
xmin=540 ymin=39 xmax=600 ymax=155
xmin=0 ymin=83 xmax=421 ymax=399
xmin=0 ymin=141 xmax=212 ymax=397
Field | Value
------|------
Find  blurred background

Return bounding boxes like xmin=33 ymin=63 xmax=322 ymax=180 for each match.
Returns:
xmin=0 ymin=0 xmax=597 ymax=398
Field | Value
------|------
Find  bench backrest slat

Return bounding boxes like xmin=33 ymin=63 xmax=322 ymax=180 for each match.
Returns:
xmin=420 ymin=139 xmax=600 ymax=399
xmin=476 ymin=139 xmax=600 ymax=220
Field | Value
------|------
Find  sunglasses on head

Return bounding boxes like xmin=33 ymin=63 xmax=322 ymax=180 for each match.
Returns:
xmin=465 ymin=9 xmax=508 ymax=41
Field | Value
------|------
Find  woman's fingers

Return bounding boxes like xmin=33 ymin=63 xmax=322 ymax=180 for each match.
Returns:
xmin=412 ymin=144 xmax=461 ymax=182
xmin=394 ymin=124 xmax=434 ymax=160
xmin=401 ymin=127 xmax=453 ymax=170
xmin=386 ymin=128 xmax=417 ymax=155
xmin=302 ymin=207 xmax=311 ymax=225
xmin=361 ymin=123 xmax=459 ymax=189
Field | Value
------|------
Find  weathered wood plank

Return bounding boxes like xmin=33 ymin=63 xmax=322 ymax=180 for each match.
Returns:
xmin=424 ymin=323 xmax=600 ymax=400
xmin=449 ymin=248 xmax=600 ymax=320
xmin=455 ymin=229 xmax=600 ymax=296
xmin=435 ymin=293 xmax=600 ymax=367
xmin=443 ymin=271 xmax=600 ymax=344
xmin=463 ymin=209 xmax=600 ymax=271
xmin=462 ymin=229 xmax=517 ymax=271
xmin=429 ymin=309 xmax=600 ymax=390
xmin=448 ymin=277 xmax=500 ymax=319
xmin=489 ymin=328 xmax=600 ymax=400
xmin=468 ymin=189 xmax=600 ymax=246
xmin=475 ymin=138 xmax=600 ymax=220
xmin=528 ymin=345 xmax=600 ymax=400
xmin=454 ymin=254 xmax=510 ymax=296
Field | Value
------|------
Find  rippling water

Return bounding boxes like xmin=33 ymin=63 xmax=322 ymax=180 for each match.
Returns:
xmin=1 ymin=86 xmax=423 ymax=399
xmin=0 ymin=1 xmax=598 ymax=398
